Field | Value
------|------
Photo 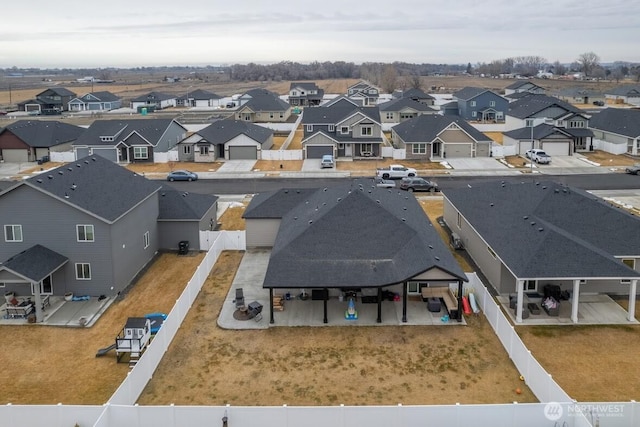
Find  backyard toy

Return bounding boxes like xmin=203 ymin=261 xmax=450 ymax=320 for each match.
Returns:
xmin=145 ymin=312 xmax=167 ymax=334
xmin=345 ymin=297 xmax=358 ymax=320
xmin=469 ymin=292 xmax=480 ymax=314
xmin=462 ymin=295 xmax=472 ymax=315
xmin=515 ymin=388 xmax=522 ymax=395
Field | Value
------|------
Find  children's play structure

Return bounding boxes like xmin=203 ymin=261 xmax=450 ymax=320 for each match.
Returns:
xmin=95 ymin=317 xmax=152 ymax=366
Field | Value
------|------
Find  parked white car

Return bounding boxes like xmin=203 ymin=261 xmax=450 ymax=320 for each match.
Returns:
xmin=525 ymin=149 xmax=551 ymax=164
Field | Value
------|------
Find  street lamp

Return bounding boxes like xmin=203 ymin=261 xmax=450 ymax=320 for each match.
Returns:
xmin=185 ymin=86 xmax=193 ymax=108
xmin=529 ymin=119 xmax=535 ymax=176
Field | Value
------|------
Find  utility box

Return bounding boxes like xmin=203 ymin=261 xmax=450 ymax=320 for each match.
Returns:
xmin=178 ymin=240 xmax=189 ymax=255
xmin=450 ymin=232 xmax=463 ymax=250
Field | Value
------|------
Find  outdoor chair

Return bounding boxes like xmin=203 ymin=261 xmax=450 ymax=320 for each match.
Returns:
xmin=234 ymin=288 xmax=245 ymax=309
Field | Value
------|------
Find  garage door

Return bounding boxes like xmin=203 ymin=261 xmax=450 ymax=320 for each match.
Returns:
xmin=2 ymin=149 xmax=28 ymax=163
xmin=228 ymin=146 xmax=257 ymax=160
xmin=306 ymin=145 xmax=333 ymax=159
xmin=445 ymin=144 xmax=472 ymax=158
xmin=542 ymin=142 xmax=570 ymax=156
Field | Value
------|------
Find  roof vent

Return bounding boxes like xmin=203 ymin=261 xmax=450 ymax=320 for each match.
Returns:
xmin=337 ymin=198 xmax=342 ymax=202
xmin=76 ymin=164 xmax=81 ymax=167
xmin=284 ymin=190 xmax=289 ymax=193
xmin=36 ymin=179 xmax=42 ymax=183
xmin=47 ymin=175 xmax=53 ymax=179
xmin=530 ymin=221 xmax=536 ymax=226
xmin=523 ymin=215 xmax=528 ymax=220
xmin=538 ymin=228 xmax=544 ymax=232
xmin=293 ymin=216 xmax=297 ymax=220
xmin=542 ymin=186 xmax=547 ymax=190
xmin=64 ymin=193 xmax=69 ymax=199
xmin=84 ymin=160 xmax=89 ymax=164
xmin=434 ymin=256 xmax=440 ymax=261
xmin=554 ymin=189 xmax=559 ymax=193
xmin=376 ymin=200 xmax=380 ymax=203
xmin=67 ymin=167 xmax=73 ymax=172
xmin=403 ymin=207 xmax=407 ymax=210
xmin=58 ymin=171 xmax=63 ymax=175
xmin=323 ymin=188 xmax=327 ymax=192
xmin=296 ymin=190 xmax=300 ymax=193
xmin=490 ymin=203 xmax=494 ymax=207
xmin=428 ymin=245 xmax=433 ymax=249
xmin=401 ymin=218 xmax=406 ymax=222
xmin=91 ymin=157 xmax=96 ymax=161
xmin=309 ymin=220 xmax=313 ymax=224
xmin=161 ymin=193 xmax=165 ymax=197
xmin=71 ymin=184 xmax=77 ymax=190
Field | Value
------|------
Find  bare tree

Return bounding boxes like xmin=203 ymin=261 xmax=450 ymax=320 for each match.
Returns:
xmin=380 ymin=65 xmax=399 ymax=93
xmin=552 ymin=61 xmax=567 ymax=77
xmin=576 ymin=52 xmax=601 ymax=77
xmin=610 ymin=66 xmax=625 ymax=83
xmin=409 ymin=72 xmax=422 ymax=90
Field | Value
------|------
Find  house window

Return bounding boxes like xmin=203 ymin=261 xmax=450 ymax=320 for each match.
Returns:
xmin=471 ymin=111 xmax=477 ymax=117
xmin=306 ymin=125 xmax=313 ymax=132
xmin=579 ymin=279 xmax=587 ymax=285
xmin=487 ymin=246 xmax=497 ymax=259
xmin=523 ymin=280 xmax=537 ymax=291
xmin=470 ymin=101 xmax=476 ymax=107
xmin=412 ymin=144 xmax=427 ymax=154
xmin=133 ymin=147 xmax=148 ymax=160
xmin=407 ymin=281 xmax=421 ymax=294
xmin=4 ymin=225 xmax=23 ymax=242
xmin=201 ymin=145 xmax=210 ymax=155
xmin=144 ymin=231 xmax=150 ymax=249
xmin=183 ymin=145 xmax=191 ymax=154
xmin=76 ymin=263 xmax=91 ymax=280
xmin=328 ymin=125 xmax=335 ymax=132
xmin=496 ymin=112 xmax=504 ymax=119
xmin=340 ymin=126 xmax=349 ymax=134
xmin=490 ymin=101 xmax=496 ymax=107
xmin=456 ymin=213 xmax=461 ymax=229
xmin=386 ymin=112 xmax=394 ymax=120
xmin=338 ymin=143 xmax=345 ymax=149
xmin=569 ymin=121 xmax=585 ymax=128
xmin=525 ymin=119 xmax=534 ymax=127
xmin=361 ymin=126 xmax=373 ymax=136
xmin=291 ymin=91 xmax=297 ymax=96
xmin=360 ymin=143 xmax=373 ymax=156
xmin=279 ymin=112 xmax=284 ymax=118
xmin=76 ymin=225 xmax=95 ymax=242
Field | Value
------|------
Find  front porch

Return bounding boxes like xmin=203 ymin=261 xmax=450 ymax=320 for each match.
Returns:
xmin=1 ymin=295 xmax=114 ymax=327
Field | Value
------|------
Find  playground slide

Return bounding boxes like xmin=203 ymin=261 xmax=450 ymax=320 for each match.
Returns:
xmin=95 ymin=343 xmax=116 ymax=357
xmin=469 ymin=293 xmax=480 ymax=314
xmin=462 ymin=296 xmax=472 ymax=315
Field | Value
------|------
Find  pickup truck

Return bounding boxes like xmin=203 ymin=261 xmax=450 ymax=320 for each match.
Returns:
xmin=376 ymin=164 xmax=417 ymax=179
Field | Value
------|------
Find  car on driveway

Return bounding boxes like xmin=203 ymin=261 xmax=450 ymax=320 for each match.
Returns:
xmin=399 ymin=177 xmax=439 ymax=192
xmin=167 ymin=170 xmax=198 ymax=181
xmin=525 ymin=149 xmax=551 ymax=164
xmin=625 ymin=163 xmax=640 ymax=175
xmin=320 ymin=154 xmax=334 ymax=168
xmin=374 ymin=177 xmax=395 ymax=188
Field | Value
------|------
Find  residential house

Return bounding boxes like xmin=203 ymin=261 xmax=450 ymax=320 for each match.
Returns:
xmin=504 ymin=81 xmax=546 ymax=96
xmin=72 ymin=118 xmax=187 ymax=163
xmin=554 ymin=87 xmax=605 ymax=106
xmin=18 ymin=87 xmax=77 ymax=114
xmin=67 ymin=91 xmax=122 ymax=112
xmin=391 ymin=88 xmax=436 ymax=106
xmin=504 ymin=94 xmax=592 ymax=154
xmin=234 ymin=88 xmax=292 ymax=123
xmin=177 ymin=89 xmax=223 ymax=108
xmin=130 ymin=92 xmax=177 ymax=111
xmin=605 ymin=85 xmax=640 ymax=106
xmin=452 ymin=87 xmax=509 ymax=122
xmin=243 ymin=182 xmax=467 ymax=324
xmin=0 ymin=120 xmax=85 ymax=163
xmin=378 ymin=97 xmax=437 ymax=124
xmin=588 ymin=108 xmax=640 ymax=156
xmin=0 ymin=156 xmax=217 ymax=321
xmin=347 ymin=81 xmax=380 ymax=106
xmin=288 ymin=82 xmax=324 ymax=107
xmin=300 ymin=99 xmax=383 ymax=159
xmin=177 ymin=120 xmax=274 ymax=161
xmin=503 ymin=124 xmax=590 ymax=156
xmin=391 ymin=115 xmax=493 ymax=159
xmin=443 ymin=181 xmax=640 ymax=324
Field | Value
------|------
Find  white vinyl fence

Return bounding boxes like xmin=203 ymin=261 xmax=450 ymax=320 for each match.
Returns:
xmin=50 ymin=151 xmax=76 ymax=162
xmin=261 ymin=149 xmax=303 ymax=161
xmin=592 ymin=138 xmax=627 ymax=155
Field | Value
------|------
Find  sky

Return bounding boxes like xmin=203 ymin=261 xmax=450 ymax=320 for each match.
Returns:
xmin=1 ymin=0 xmax=639 ymax=68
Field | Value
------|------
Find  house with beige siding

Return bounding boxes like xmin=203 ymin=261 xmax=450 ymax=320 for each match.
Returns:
xmin=234 ymin=88 xmax=292 ymax=123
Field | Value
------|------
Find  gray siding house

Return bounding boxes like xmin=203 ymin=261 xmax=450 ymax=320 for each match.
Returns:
xmin=588 ymin=108 xmax=640 ymax=156
xmin=0 ymin=120 xmax=85 ymax=163
xmin=347 ymin=81 xmax=380 ymax=106
xmin=452 ymin=87 xmax=508 ymax=122
xmin=504 ymin=81 xmax=546 ymax=96
xmin=234 ymin=88 xmax=292 ymax=123
xmin=378 ymin=98 xmax=437 ymax=123
xmin=72 ymin=118 xmax=187 ymax=163
xmin=68 ymin=91 xmax=122 ymax=112
xmin=443 ymin=181 xmax=640 ymax=324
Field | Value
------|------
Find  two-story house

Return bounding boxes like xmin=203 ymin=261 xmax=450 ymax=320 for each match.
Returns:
xmin=504 ymin=81 xmax=546 ymax=96
xmin=504 ymin=94 xmax=593 ymax=155
xmin=234 ymin=88 xmax=292 ymax=123
xmin=0 ymin=120 xmax=85 ymax=163
xmin=301 ymin=98 xmax=383 ymax=159
xmin=18 ymin=88 xmax=77 ymax=114
xmin=130 ymin=92 xmax=177 ymax=111
xmin=288 ymin=82 xmax=324 ymax=107
xmin=451 ymin=87 xmax=509 ymax=122
xmin=391 ymin=88 xmax=436 ymax=106
xmin=68 ymin=91 xmax=122 ymax=112
xmin=347 ymin=81 xmax=380 ymax=106
xmin=177 ymin=119 xmax=274 ymax=161
xmin=72 ymin=118 xmax=187 ymax=163
xmin=378 ymin=98 xmax=437 ymax=124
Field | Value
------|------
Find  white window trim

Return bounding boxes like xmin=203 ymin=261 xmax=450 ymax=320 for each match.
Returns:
xmin=471 ymin=111 xmax=477 ymax=117
xmin=75 ymin=263 xmax=91 ymax=280
xmin=340 ymin=126 xmax=349 ymax=134
xmin=328 ymin=125 xmax=335 ymax=132
xmin=361 ymin=126 xmax=373 ymax=136
xmin=76 ymin=224 xmax=95 ymax=242
xmin=144 ymin=231 xmax=150 ymax=249
xmin=4 ymin=224 xmax=23 ymax=242
xmin=306 ymin=125 xmax=313 ymax=132
xmin=470 ymin=101 xmax=476 ymax=107
xmin=489 ymin=101 xmax=496 ymax=107
xmin=412 ymin=144 xmax=427 ymax=154
xmin=133 ymin=146 xmax=148 ymax=160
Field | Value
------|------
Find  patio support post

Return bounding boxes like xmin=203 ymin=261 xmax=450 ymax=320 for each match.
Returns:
xmin=323 ymin=295 xmax=328 ymax=324
xmin=457 ymin=280 xmax=463 ymax=322
xmin=571 ymin=280 xmax=581 ymax=324
xmin=376 ymin=288 xmax=382 ymax=323
xmin=402 ymin=281 xmax=408 ymax=323
xmin=516 ymin=280 xmax=524 ymax=323
xmin=32 ymin=282 xmax=43 ymax=323
xmin=628 ymin=279 xmax=637 ymax=322
xmin=269 ymin=288 xmax=274 ymax=324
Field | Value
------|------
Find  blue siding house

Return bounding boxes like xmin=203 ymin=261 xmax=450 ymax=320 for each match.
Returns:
xmin=452 ymin=87 xmax=509 ymax=122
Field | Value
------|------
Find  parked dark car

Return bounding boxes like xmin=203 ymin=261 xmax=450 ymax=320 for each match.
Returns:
xmin=592 ymin=100 xmax=605 ymax=106
xmin=167 ymin=170 xmax=198 ymax=181
xmin=399 ymin=177 xmax=439 ymax=192
xmin=625 ymin=163 xmax=640 ymax=175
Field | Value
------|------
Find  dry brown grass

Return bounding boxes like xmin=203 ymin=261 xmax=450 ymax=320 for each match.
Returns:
xmin=252 ymin=160 xmax=303 ymax=172
xmin=581 ymin=150 xmax=638 ymax=167
xmin=484 ymin=132 xmax=504 ymax=145
xmin=286 ymin=128 xmax=304 ymax=150
xmin=126 ymin=161 xmax=223 ymax=173
xmin=218 ymin=204 xmax=247 ymax=230
xmin=271 ymin=135 xmax=287 ymax=150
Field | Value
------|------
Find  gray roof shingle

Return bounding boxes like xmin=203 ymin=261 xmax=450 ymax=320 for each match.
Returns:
xmin=3 ymin=120 xmax=85 ymax=148
xmin=392 ymin=115 xmax=492 ymax=143
xmin=1 ymin=244 xmax=68 ymax=282
xmin=158 ymin=188 xmax=218 ymax=220
xmin=588 ymin=108 xmax=640 ymax=137
xmin=72 ymin=118 xmax=177 ymax=147
xmin=302 ymin=104 xmax=381 ymax=125
xmin=195 ymin=120 xmax=273 ymax=145
xmin=378 ymin=98 xmax=436 ymax=112
xmin=508 ymin=94 xmax=584 ymax=119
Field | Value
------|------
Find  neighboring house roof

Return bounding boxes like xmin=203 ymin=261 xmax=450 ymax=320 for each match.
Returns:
xmin=392 ymin=114 xmax=492 ymax=143
xmin=290 ymin=82 xmax=320 ymax=91
xmin=177 ymin=89 xmax=222 ymax=101
xmin=444 ymin=181 xmax=640 ymax=280
xmin=508 ymin=94 xmax=584 ymax=119
xmin=302 ymin=104 xmax=381 ymax=125
xmin=241 ymin=89 xmax=290 ymax=112
xmin=393 ymin=88 xmax=435 ymax=100
xmin=21 ymin=155 xmax=162 ymax=223
xmin=606 ymin=85 xmax=640 ymax=96
xmin=194 ymin=120 xmax=273 ymax=145
xmin=73 ymin=118 xmax=180 ymax=147
xmin=37 ymin=87 xmax=76 ymax=97
xmin=0 ymin=244 xmax=68 ymax=282
xmin=453 ymin=87 xmax=497 ymax=100
xmin=503 ymin=123 xmax=593 ymax=140
xmin=504 ymin=92 xmax=534 ymax=101
xmin=555 ymin=87 xmax=603 ymax=98
xmin=588 ymin=108 xmax=640 ymax=137
xmin=504 ymin=81 xmax=544 ymax=91
xmin=131 ymin=92 xmax=175 ymax=102
xmin=323 ymin=95 xmax=362 ymax=108
xmin=76 ymin=91 xmax=120 ymax=102
xmin=158 ymin=188 xmax=218 ymax=221
xmin=243 ymin=188 xmax=319 ymax=219
xmin=258 ymin=182 xmax=467 ymax=288
xmin=378 ymin=98 xmax=436 ymax=113
xmin=3 ymin=120 xmax=85 ymax=147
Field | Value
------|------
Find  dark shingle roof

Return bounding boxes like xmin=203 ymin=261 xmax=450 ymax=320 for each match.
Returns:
xmin=378 ymin=98 xmax=436 ymax=112
xmin=79 ymin=91 xmax=120 ymax=102
xmin=131 ymin=92 xmax=175 ymax=102
xmin=453 ymin=87 xmax=491 ymax=100
xmin=4 ymin=120 xmax=85 ymax=148
xmin=38 ymin=87 xmax=76 ymax=97
xmin=302 ymin=104 xmax=380 ymax=125
xmin=73 ymin=118 xmax=177 ymax=147
xmin=1 ymin=245 xmax=68 ymax=282
xmin=392 ymin=115 xmax=492 ymax=143
xmin=25 ymin=155 xmax=161 ymax=223
xmin=260 ymin=182 xmax=466 ymax=288
xmin=444 ymin=181 xmax=640 ymax=280
xmin=241 ymin=89 xmax=290 ymax=112
xmin=177 ymin=89 xmax=221 ymax=101
xmin=505 ymin=81 xmax=544 ymax=90
xmin=588 ymin=108 xmax=640 ymax=137
xmin=504 ymin=124 xmax=594 ymax=140
xmin=394 ymin=88 xmax=435 ymax=100
xmin=606 ymin=85 xmax=640 ymax=96
xmin=243 ymin=188 xmax=318 ymax=219
xmin=290 ymin=82 xmax=320 ymax=91
xmin=158 ymin=188 xmax=218 ymax=220
xmin=508 ymin=94 xmax=584 ymax=119
xmin=195 ymin=120 xmax=273 ymax=144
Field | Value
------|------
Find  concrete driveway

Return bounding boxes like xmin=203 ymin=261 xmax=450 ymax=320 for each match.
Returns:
xmin=216 ymin=160 xmax=257 ymax=172
xmin=445 ymin=158 xmax=510 ymax=170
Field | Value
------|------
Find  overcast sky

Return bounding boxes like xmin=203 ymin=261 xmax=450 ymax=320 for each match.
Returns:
xmin=1 ymin=0 xmax=638 ymax=68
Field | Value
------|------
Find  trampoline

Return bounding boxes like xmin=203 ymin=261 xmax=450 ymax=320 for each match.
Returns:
xmin=145 ymin=312 xmax=167 ymax=334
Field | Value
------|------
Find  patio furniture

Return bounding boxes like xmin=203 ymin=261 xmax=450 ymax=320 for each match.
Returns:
xmin=542 ymin=296 xmax=560 ymax=316
xmin=6 ymin=301 xmax=34 ymax=319
xmin=527 ymin=302 xmax=541 ymax=315
xmin=427 ymin=297 xmax=441 ymax=313
xmin=234 ymin=288 xmax=245 ymax=309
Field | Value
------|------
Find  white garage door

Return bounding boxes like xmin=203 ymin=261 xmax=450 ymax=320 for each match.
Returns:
xmin=229 ymin=146 xmax=257 ymax=160
xmin=542 ymin=142 xmax=570 ymax=156
xmin=2 ymin=149 xmax=29 ymax=163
